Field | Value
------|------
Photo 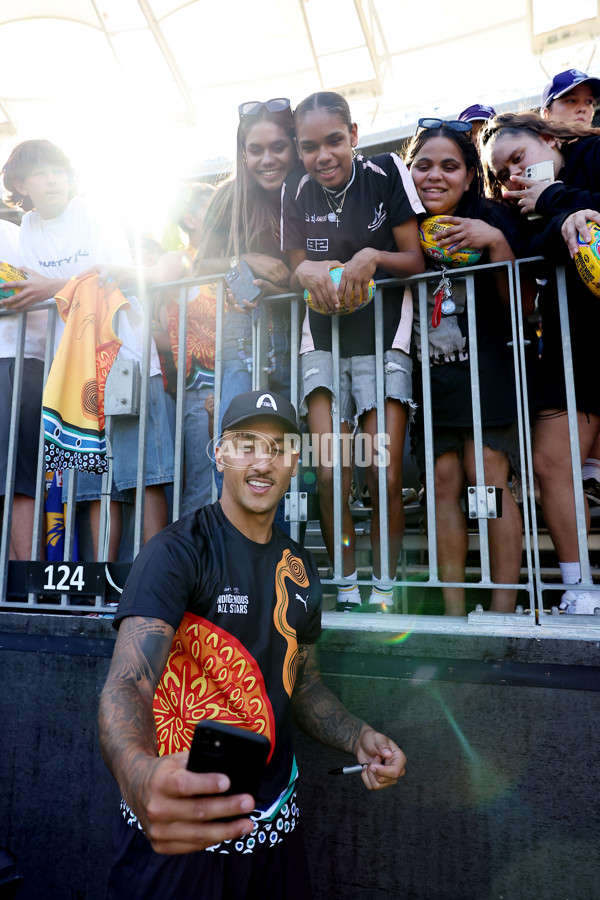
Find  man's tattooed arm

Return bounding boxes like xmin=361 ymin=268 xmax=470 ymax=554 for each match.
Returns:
xmin=291 ymin=643 xmax=367 ymax=755
xmin=98 ymin=616 xmax=175 ymax=814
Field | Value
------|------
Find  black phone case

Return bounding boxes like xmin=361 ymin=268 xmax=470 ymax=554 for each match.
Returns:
xmin=224 ymin=260 xmax=261 ymax=306
xmin=186 ymin=721 xmax=270 ymax=797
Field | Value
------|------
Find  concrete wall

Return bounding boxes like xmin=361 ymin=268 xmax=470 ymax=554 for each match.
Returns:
xmin=1 ymin=613 xmax=599 ymax=900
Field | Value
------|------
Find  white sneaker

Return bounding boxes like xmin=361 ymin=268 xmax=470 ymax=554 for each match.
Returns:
xmin=559 ymin=590 xmax=600 ymax=615
xmin=368 ymin=590 xmax=394 ymax=613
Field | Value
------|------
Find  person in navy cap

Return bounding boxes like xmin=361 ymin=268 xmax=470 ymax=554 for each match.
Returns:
xmin=541 ymin=69 xmax=600 ymax=126
xmin=458 ymin=103 xmax=497 ymax=143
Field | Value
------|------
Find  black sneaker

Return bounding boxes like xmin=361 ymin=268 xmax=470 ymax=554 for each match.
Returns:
xmin=336 ymin=598 xmax=362 ymax=612
xmin=583 ymin=479 xmax=600 ymax=506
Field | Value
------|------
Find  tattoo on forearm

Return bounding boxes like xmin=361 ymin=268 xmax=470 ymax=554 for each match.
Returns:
xmin=98 ymin=617 xmax=174 ymax=811
xmin=292 ymin=644 xmax=366 ymax=754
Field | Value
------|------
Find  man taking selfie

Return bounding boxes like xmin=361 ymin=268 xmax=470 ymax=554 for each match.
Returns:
xmin=98 ymin=390 xmax=406 ymax=898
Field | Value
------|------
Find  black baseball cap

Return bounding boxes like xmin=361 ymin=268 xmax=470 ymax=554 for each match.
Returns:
xmin=220 ymin=391 xmax=300 ymax=438
xmin=541 ymin=69 xmax=600 ymax=110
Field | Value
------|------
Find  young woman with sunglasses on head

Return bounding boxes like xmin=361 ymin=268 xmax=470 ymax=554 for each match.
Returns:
xmin=404 ymin=119 xmax=526 ymax=616
xmin=281 ymin=91 xmax=425 ymax=612
xmin=481 ymin=112 xmax=600 ymax=614
xmin=196 ymin=98 xmax=297 ymax=421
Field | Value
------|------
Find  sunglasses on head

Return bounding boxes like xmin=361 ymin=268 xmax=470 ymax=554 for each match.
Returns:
xmin=238 ymin=98 xmax=292 ymax=120
xmin=416 ymin=118 xmax=472 ymax=135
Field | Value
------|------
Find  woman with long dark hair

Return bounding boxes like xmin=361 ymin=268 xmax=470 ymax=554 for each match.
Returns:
xmin=404 ymin=120 xmax=524 ymax=615
xmin=197 ymin=98 xmax=298 ymax=417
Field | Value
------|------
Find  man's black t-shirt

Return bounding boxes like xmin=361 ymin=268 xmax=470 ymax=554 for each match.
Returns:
xmin=281 ymin=153 xmax=424 ymax=357
xmin=114 ymin=501 xmax=322 ymax=816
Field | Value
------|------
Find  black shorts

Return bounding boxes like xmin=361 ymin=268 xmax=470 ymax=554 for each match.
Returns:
xmin=108 ymin=814 xmax=313 ymax=900
xmin=0 ymin=357 xmax=44 ymax=497
xmin=411 ymin=422 xmax=521 ymax=480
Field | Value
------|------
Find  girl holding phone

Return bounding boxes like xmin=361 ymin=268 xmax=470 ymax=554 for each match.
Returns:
xmin=481 ymin=112 xmax=600 ymax=613
xmin=282 ymin=91 xmax=425 ymax=611
xmin=197 ymin=98 xmax=298 ymax=419
xmin=404 ymin=119 xmax=524 ymax=615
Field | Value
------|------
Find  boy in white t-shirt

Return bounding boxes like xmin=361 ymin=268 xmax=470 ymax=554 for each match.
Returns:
xmin=0 ymin=140 xmax=173 ymax=560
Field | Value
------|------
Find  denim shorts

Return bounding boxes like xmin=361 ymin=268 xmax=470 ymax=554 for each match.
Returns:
xmin=63 ymin=374 xmax=174 ymax=501
xmin=300 ymin=348 xmax=415 ymax=427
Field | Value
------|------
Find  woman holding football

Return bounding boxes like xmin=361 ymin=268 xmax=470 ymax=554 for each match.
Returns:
xmin=403 ymin=119 xmax=525 ymax=616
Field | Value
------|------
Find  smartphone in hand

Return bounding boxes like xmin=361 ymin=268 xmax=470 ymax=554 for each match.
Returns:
xmin=187 ymin=721 xmax=270 ymax=799
xmin=525 ymin=160 xmax=555 ymax=221
xmin=225 ymin=260 xmax=261 ymax=307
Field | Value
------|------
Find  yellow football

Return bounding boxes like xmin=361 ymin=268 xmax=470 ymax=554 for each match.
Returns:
xmin=419 ymin=216 xmax=482 ymax=268
xmin=574 ymin=221 xmax=600 ymax=299
xmin=304 ymin=265 xmax=375 ymax=315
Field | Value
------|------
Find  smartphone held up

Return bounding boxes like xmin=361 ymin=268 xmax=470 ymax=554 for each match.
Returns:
xmin=525 ymin=160 xmax=555 ymax=221
xmin=187 ymin=721 xmax=270 ymax=799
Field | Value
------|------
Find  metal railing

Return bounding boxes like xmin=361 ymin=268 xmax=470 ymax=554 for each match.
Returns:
xmin=1 ymin=261 xmax=599 ymax=634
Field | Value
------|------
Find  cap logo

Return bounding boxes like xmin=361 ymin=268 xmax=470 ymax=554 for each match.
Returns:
xmin=256 ymin=393 xmax=278 ymax=411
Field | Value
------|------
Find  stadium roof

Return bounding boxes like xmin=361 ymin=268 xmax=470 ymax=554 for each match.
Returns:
xmin=1 ymin=0 xmax=598 ymax=229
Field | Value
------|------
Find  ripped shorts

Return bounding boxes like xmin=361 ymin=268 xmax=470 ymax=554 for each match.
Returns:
xmin=300 ymin=348 xmax=415 ymax=427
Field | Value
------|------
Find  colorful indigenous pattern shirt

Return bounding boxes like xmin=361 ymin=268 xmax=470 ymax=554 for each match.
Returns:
xmin=114 ymin=501 xmax=322 ymax=853
xmin=166 ymin=247 xmax=217 ymax=390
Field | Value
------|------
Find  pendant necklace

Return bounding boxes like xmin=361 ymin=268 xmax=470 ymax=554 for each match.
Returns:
xmin=322 ymin=163 xmax=354 ymax=227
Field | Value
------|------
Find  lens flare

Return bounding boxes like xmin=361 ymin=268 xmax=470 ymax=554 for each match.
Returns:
xmin=386 ymin=630 xmax=413 ymax=644
xmin=342 ymin=534 xmax=350 ymax=547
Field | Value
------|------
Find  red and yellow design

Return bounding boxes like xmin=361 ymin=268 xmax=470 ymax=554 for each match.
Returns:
xmin=153 ymin=612 xmax=276 ymax=762
xmin=166 ymin=281 xmax=217 ymax=381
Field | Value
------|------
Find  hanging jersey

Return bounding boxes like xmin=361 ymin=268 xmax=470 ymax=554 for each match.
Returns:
xmin=281 ymin=153 xmax=424 ymax=357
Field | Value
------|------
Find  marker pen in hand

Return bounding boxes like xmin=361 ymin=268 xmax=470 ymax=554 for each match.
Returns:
xmin=328 ymin=764 xmax=367 ymax=776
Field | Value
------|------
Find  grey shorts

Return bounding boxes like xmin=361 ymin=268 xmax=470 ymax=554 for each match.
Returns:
xmin=300 ymin=349 xmax=415 ymax=427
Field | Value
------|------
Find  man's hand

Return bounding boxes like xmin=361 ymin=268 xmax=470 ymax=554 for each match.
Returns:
xmin=0 ymin=267 xmax=66 ymax=311
xmin=292 ymin=643 xmax=407 ymax=793
xmin=353 ymin=725 xmax=407 ymax=791
xmin=561 ymin=208 xmax=600 ymax=258
xmin=129 ymin=751 xmax=255 ymax=855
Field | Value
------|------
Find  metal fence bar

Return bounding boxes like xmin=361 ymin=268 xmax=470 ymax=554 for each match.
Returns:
xmin=0 ymin=311 xmax=26 ymax=600
xmin=507 ymin=260 xmax=535 ymax=617
xmin=555 ymin=266 xmax=591 ymax=589
xmin=288 ymin=297 xmax=301 ymax=545
xmin=171 ymin=283 xmax=189 ymax=521
xmin=464 ymin=271 xmax=491 ymax=585
xmin=131 ymin=295 xmax=153 ymax=557
xmin=330 ymin=315 xmax=343 ymax=581
xmin=213 ymin=279 xmax=225 ymax=502
xmin=373 ymin=285 xmax=390 ymax=584
xmin=2 ymin=261 xmax=597 ymax=631
xmin=417 ymin=278 xmax=439 ymax=581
